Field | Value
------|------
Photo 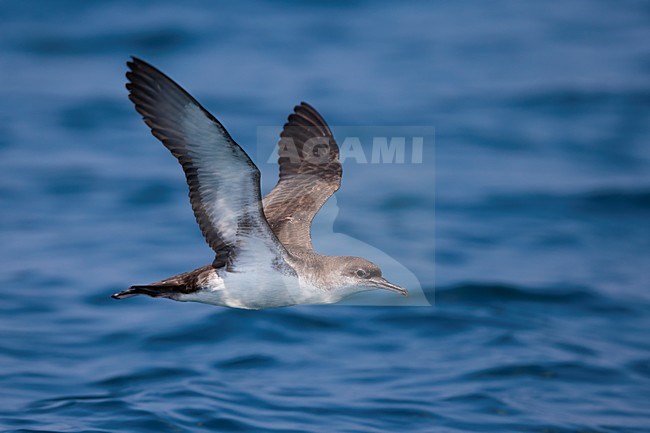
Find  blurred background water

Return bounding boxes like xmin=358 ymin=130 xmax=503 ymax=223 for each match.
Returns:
xmin=1 ymin=1 xmax=649 ymax=432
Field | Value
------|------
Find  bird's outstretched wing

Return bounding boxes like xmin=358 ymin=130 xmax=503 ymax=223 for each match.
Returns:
xmin=262 ymin=102 xmax=342 ymax=250
xmin=126 ymin=57 xmax=291 ymax=272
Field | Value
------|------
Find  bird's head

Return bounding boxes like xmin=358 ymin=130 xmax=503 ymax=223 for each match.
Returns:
xmin=329 ymin=256 xmax=408 ymax=300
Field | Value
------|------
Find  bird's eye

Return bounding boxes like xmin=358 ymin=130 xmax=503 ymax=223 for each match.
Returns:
xmin=356 ymin=269 xmax=368 ymax=278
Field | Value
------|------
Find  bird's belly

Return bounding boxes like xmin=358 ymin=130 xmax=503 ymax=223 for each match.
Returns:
xmin=178 ymin=270 xmax=323 ymax=309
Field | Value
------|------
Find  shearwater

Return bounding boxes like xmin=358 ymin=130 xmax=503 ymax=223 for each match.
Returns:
xmin=112 ymin=57 xmax=408 ymax=309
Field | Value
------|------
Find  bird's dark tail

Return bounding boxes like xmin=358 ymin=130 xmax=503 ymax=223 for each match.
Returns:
xmin=111 ymin=284 xmax=184 ymax=300
xmin=113 ymin=265 xmax=212 ymax=300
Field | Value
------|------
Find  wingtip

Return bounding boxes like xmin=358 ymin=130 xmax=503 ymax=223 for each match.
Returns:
xmin=298 ymin=101 xmax=315 ymax=111
xmin=126 ymin=57 xmax=156 ymax=78
xmin=127 ymin=56 xmax=144 ymax=67
xmin=125 ymin=57 xmax=142 ymax=88
xmin=126 ymin=56 xmax=137 ymax=71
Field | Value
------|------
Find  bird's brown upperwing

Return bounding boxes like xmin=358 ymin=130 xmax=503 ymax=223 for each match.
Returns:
xmin=262 ymin=102 xmax=342 ymax=251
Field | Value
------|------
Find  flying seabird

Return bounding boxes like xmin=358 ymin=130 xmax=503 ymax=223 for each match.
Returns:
xmin=112 ymin=57 xmax=408 ymax=309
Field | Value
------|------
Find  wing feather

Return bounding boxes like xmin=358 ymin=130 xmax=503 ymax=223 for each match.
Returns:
xmin=263 ymin=102 xmax=342 ymax=250
xmin=126 ymin=57 xmax=289 ymax=271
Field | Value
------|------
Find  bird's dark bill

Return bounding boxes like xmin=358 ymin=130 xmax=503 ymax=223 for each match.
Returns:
xmin=372 ymin=278 xmax=408 ymax=296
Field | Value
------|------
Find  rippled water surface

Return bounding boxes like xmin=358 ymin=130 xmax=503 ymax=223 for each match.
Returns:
xmin=1 ymin=1 xmax=649 ymax=432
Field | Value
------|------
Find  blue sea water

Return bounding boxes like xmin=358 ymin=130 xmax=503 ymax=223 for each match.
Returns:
xmin=1 ymin=1 xmax=649 ymax=431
